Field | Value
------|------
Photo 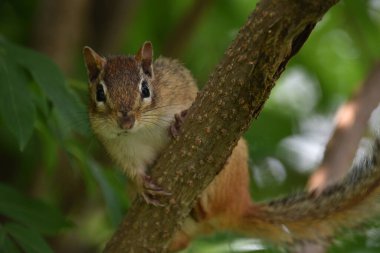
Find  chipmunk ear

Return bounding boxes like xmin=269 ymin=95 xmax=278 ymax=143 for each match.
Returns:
xmin=135 ymin=41 xmax=153 ymax=77
xmin=83 ymin=46 xmax=106 ymax=82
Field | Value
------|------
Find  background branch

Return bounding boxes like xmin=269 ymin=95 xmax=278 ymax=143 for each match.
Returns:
xmin=298 ymin=63 xmax=380 ymax=253
xmin=308 ymin=62 xmax=380 ymax=192
xmin=104 ymin=1 xmax=339 ymax=252
xmin=162 ymin=0 xmax=214 ymax=58
xmin=87 ymin=0 xmax=139 ymax=53
xmin=32 ymin=0 xmax=90 ymax=73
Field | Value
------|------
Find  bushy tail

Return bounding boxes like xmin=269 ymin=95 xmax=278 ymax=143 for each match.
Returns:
xmin=237 ymin=138 xmax=380 ymax=244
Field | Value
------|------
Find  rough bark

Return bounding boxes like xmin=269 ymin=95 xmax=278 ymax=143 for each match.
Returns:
xmin=104 ymin=1 xmax=339 ymax=252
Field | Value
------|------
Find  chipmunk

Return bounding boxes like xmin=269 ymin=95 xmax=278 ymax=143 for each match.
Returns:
xmin=84 ymin=41 xmax=380 ymax=251
xmin=83 ymin=42 xmax=197 ymax=205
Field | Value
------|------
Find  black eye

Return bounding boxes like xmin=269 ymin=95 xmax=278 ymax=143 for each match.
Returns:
xmin=96 ymin=84 xmax=106 ymax=102
xmin=141 ymin=80 xmax=150 ymax=99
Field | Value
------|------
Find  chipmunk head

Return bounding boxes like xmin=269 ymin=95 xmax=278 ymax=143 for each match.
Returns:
xmin=83 ymin=41 xmax=156 ymax=137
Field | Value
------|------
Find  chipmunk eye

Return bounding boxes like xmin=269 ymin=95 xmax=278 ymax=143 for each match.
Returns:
xmin=96 ymin=84 xmax=106 ymax=102
xmin=141 ymin=80 xmax=150 ymax=99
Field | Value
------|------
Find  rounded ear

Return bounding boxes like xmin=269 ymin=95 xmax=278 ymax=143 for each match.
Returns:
xmin=83 ymin=46 xmax=106 ymax=82
xmin=135 ymin=41 xmax=153 ymax=77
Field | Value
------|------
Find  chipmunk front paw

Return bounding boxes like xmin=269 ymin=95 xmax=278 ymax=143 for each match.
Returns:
xmin=169 ymin=109 xmax=188 ymax=138
xmin=141 ymin=175 xmax=171 ymax=206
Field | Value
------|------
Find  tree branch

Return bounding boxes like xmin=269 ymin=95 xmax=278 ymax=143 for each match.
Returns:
xmin=104 ymin=1 xmax=339 ymax=252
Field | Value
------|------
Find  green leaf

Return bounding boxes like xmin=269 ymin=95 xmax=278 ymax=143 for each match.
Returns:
xmin=344 ymin=1 xmax=380 ymax=60
xmin=1 ymin=41 xmax=89 ymax=135
xmin=1 ymin=225 xmax=22 ymax=253
xmin=0 ymin=225 xmax=5 ymax=248
xmin=1 ymin=235 xmax=23 ymax=253
xmin=4 ymin=223 xmax=53 ymax=253
xmin=66 ymin=140 xmax=125 ymax=226
xmin=87 ymin=159 xmax=124 ymax=227
xmin=0 ymin=183 xmax=70 ymax=236
xmin=0 ymin=54 xmax=35 ymax=151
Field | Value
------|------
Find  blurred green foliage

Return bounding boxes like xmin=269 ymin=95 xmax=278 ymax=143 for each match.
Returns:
xmin=0 ymin=0 xmax=380 ymax=252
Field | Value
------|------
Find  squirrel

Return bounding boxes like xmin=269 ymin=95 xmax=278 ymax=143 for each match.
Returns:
xmin=84 ymin=41 xmax=380 ymax=251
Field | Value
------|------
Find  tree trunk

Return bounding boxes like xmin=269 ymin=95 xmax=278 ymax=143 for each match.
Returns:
xmin=32 ymin=0 xmax=90 ymax=73
xmin=87 ymin=0 xmax=139 ymax=53
xmin=104 ymin=0 xmax=339 ymax=252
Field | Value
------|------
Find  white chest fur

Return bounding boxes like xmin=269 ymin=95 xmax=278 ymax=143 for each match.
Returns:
xmin=101 ymin=126 xmax=169 ymax=179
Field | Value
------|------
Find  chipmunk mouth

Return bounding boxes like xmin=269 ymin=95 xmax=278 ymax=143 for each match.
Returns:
xmin=117 ymin=113 xmax=135 ymax=130
xmin=116 ymin=121 xmax=142 ymax=136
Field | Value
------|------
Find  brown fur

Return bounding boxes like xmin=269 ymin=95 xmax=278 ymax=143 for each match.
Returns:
xmin=103 ymin=56 xmax=141 ymax=111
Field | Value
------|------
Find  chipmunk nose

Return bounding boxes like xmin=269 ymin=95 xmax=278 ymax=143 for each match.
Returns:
xmin=117 ymin=111 xmax=135 ymax=130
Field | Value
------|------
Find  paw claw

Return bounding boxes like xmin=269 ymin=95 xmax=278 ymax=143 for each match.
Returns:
xmin=141 ymin=193 xmax=164 ymax=207
xmin=140 ymin=175 xmax=171 ymax=206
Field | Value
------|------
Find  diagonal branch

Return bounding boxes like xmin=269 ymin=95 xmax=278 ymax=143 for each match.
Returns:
xmin=300 ymin=63 xmax=380 ymax=253
xmin=104 ymin=1 xmax=339 ymax=252
xmin=308 ymin=62 xmax=380 ymax=192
